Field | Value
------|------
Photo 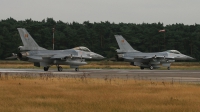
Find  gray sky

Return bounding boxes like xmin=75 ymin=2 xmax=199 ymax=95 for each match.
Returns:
xmin=1 ymin=0 xmax=200 ymax=25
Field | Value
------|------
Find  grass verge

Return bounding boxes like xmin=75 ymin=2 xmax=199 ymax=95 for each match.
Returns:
xmin=0 ymin=75 xmax=200 ymax=112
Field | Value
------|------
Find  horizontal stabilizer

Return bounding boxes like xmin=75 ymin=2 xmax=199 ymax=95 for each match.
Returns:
xmin=6 ymin=56 xmax=17 ymax=59
xmin=27 ymin=56 xmax=43 ymax=60
xmin=124 ymin=57 xmax=134 ymax=62
xmin=6 ymin=53 xmax=18 ymax=60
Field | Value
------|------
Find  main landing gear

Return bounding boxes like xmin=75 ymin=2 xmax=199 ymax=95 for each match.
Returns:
xmin=149 ymin=66 xmax=154 ymax=70
xmin=140 ymin=66 xmax=170 ymax=70
xmin=43 ymin=65 xmax=80 ymax=72
xmin=75 ymin=68 xmax=79 ymax=72
xmin=43 ymin=66 xmax=62 ymax=72
xmin=44 ymin=66 xmax=49 ymax=71
xmin=57 ymin=65 xmax=63 ymax=72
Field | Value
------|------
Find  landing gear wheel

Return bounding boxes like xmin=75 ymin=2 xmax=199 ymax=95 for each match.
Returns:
xmin=75 ymin=68 xmax=79 ymax=72
xmin=44 ymin=67 xmax=49 ymax=71
xmin=167 ymin=67 xmax=170 ymax=70
xmin=149 ymin=66 xmax=153 ymax=70
xmin=57 ymin=66 xmax=63 ymax=72
xmin=140 ymin=67 xmax=144 ymax=70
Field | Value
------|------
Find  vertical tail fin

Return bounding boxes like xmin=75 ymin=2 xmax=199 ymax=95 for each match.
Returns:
xmin=17 ymin=28 xmax=46 ymax=51
xmin=115 ymin=35 xmax=139 ymax=53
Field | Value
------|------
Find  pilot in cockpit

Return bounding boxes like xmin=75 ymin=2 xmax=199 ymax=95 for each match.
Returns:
xmin=166 ymin=50 xmax=181 ymax=54
xmin=73 ymin=46 xmax=91 ymax=52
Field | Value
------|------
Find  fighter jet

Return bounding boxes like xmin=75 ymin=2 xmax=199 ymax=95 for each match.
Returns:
xmin=114 ymin=35 xmax=194 ymax=70
xmin=6 ymin=28 xmax=104 ymax=71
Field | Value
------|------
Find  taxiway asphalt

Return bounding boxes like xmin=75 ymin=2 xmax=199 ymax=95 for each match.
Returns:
xmin=0 ymin=68 xmax=200 ymax=82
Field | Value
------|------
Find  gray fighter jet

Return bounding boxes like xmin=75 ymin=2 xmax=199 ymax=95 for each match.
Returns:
xmin=6 ymin=28 xmax=104 ymax=71
xmin=115 ymin=35 xmax=194 ymax=70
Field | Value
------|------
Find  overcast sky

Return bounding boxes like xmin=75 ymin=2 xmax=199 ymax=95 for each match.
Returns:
xmin=0 ymin=0 xmax=200 ymax=25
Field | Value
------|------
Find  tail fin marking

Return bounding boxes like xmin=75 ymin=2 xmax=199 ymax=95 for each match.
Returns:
xmin=115 ymin=35 xmax=139 ymax=52
xmin=17 ymin=28 xmax=46 ymax=51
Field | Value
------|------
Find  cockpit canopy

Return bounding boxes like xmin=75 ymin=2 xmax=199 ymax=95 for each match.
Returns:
xmin=166 ymin=50 xmax=181 ymax=54
xmin=73 ymin=46 xmax=91 ymax=52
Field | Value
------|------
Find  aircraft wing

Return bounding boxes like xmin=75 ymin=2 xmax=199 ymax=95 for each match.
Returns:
xmin=143 ymin=56 xmax=174 ymax=60
xmin=123 ymin=56 xmax=134 ymax=61
xmin=50 ymin=54 xmax=92 ymax=59
xmin=124 ymin=57 xmax=134 ymax=60
xmin=143 ymin=56 xmax=154 ymax=59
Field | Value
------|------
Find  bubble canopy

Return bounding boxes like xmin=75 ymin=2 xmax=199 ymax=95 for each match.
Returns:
xmin=166 ymin=50 xmax=181 ymax=54
xmin=73 ymin=46 xmax=91 ymax=52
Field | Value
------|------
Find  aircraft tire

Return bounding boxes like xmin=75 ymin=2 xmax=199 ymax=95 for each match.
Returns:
xmin=75 ymin=68 xmax=79 ymax=72
xmin=149 ymin=66 xmax=153 ymax=70
xmin=44 ymin=67 xmax=49 ymax=71
xmin=58 ymin=66 xmax=63 ymax=72
xmin=167 ymin=67 xmax=170 ymax=70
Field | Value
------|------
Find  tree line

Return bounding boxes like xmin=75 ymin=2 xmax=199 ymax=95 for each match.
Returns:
xmin=0 ymin=17 xmax=200 ymax=61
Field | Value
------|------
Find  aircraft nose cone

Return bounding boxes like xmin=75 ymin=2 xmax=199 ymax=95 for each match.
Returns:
xmin=100 ymin=55 xmax=105 ymax=59
xmin=90 ymin=53 xmax=105 ymax=59
xmin=96 ymin=54 xmax=105 ymax=59
xmin=187 ymin=56 xmax=195 ymax=60
xmin=175 ymin=55 xmax=195 ymax=60
xmin=182 ymin=55 xmax=195 ymax=60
